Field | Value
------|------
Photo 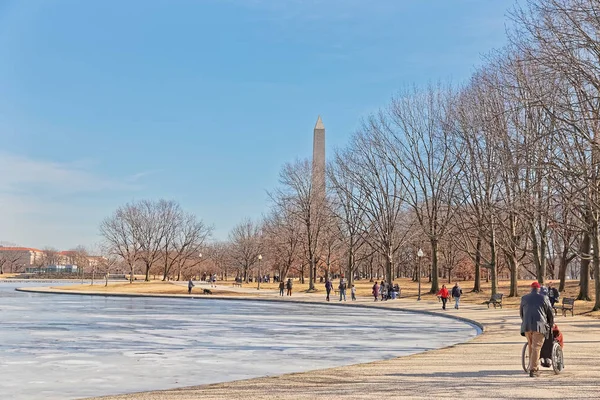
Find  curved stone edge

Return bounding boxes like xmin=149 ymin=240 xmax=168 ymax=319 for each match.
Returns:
xmin=15 ymin=286 xmax=485 ymax=333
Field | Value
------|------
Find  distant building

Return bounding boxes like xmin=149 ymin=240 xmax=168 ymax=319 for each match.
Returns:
xmin=26 ymin=265 xmax=79 ymax=274
xmin=0 ymin=247 xmax=44 ymax=272
xmin=0 ymin=246 xmax=100 ymax=274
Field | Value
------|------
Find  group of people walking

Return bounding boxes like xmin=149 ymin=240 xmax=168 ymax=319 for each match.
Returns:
xmin=371 ymin=281 xmax=400 ymax=301
xmin=436 ymin=283 xmax=463 ymax=310
xmin=324 ymin=278 xmax=356 ymax=301
xmin=278 ymin=278 xmax=293 ymax=296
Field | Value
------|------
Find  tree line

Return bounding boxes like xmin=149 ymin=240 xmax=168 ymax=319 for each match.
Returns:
xmin=224 ymin=0 xmax=600 ymax=310
xmin=94 ymin=1 xmax=599 ymax=312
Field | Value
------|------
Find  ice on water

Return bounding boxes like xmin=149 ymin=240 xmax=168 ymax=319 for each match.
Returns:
xmin=0 ymin=283 xmax=479 ymax=399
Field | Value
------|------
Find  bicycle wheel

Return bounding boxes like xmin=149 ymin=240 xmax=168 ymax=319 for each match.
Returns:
xmin=522 ymin=342 xmax=530 ymax=373
xmin=552 ymin=342 xmax=564 ymax=374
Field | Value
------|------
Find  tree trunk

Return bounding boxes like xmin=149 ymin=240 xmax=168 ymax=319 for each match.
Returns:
xmin=578 ymin=232 xmax=591 ymax=301
xmin=592 ymin=227 xmax=600 ymax=311
xmin=508 ymin=250 xmax=518 ymax=297
xmin=558 ymin=247 xmax=569 ymax=292
xmin=346 ymin=249 xmax=354 ymax=288
xmin=308 ymin=256 xmax=316 ymax=291
xmin=429 ymin=239 xmax=439 ymax=293
xmin=386 ymin=252 xmax=393 ymax=286
xmin=489 ymin=229 xmax=498 ymax=297
xmin=473 ymin=235 xmax=482 ymax=292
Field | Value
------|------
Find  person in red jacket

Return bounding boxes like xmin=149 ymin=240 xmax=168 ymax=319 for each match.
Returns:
xmin=437 ymin=285 xmax=450 ymax=310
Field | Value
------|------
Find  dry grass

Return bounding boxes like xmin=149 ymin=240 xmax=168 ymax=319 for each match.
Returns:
xmin=0 ymin=273 xmax=20 ymax=279
xmin=224 ymin=278 xmax=600 ymax=318
xmin=52 ymin=277 xmax=600 ymax=319
xmin=55 ymin=282 xmax=252 ymax=297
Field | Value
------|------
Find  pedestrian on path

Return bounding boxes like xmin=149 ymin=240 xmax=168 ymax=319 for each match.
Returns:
xmin=286 ymin=278 xmax=293 ymax=296
xmin=339 ymin=278 xmax=347 ymax=301
xmin=437 ymin=285 xmax=450 ymax=310
xmin=351 ymin=284 xmax=356 ymax=301
xmin=372 ymin=282 xmax=380 ymax=301
xmin=325 ymin=280 xmax=333 ymax=301
xmin=452 ymin=282 xmax=463 ymax=309
xmin=279 ymin=280 xmax=285 ymax=296
xmin=548 ymin=283 xmax=560 ymax=308
xmin=520 ymin=281 xmax=554 ymax=377
xmin=188 ymin=279 xmax=195 ymax=295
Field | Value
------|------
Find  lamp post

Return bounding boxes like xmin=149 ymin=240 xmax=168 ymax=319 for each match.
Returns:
xmin=197 ymin=253 xmax=202 ymax=282
xmin=257 ymin=254 xmax=262 ymax=290
xmin=417 ymin=248 xmax=424 ymax=301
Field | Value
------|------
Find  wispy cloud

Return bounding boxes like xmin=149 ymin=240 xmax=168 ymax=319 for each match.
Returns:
xmin=124 ymin=170 xmax=161 ymax=183
xmin=0 ymin=152 xmax=139 ymax=195
xmin=0 ymin=152 xmax=146 ymax=249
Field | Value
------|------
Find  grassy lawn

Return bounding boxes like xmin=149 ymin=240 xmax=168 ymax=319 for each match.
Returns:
xmin=235 ymin=278 xmax=600 ymax=318
xmin=53 ymin=277 xmax=600 ymax=319
xmin=56 ymin=281 xmax=251 ymax=297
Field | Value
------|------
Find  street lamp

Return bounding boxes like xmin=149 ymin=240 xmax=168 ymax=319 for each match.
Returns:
xmin=417 ymin=248 xmax=424 ymax=301
xmin=197 ymin=253 xmax=202 ymax=281
xmin=257 ymin=254 xmax=262 ymax=290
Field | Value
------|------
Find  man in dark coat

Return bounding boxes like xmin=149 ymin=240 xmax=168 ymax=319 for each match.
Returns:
xmin=520 ymin=281 xmax=555 ymax=377
xmin=547 ymin=282 xmax=560 ymax=308
xmin=452 ymin=283 xmax=463 ymax=309
xmin=325 ymin=280 xmax=333 ymax=301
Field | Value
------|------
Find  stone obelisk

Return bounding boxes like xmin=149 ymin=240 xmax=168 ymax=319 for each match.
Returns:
xmin=312 ymin=116 xmax=326 ymax=195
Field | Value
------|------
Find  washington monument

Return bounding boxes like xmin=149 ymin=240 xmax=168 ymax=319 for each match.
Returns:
xmin=312 ymin=116 xmax=325 ymax=194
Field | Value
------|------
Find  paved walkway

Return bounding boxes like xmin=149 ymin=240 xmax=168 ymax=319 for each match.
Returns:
xmin=18 ymin=287 xmax=600 ymax=399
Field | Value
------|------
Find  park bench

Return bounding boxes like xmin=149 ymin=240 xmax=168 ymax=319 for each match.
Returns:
xmin=557 ymin=297 xmax=575 ymax=317
xmin=232 ymin=282 xmax=242 ymax=287
xmin=484 ymin=293 xmax=503 ymax=309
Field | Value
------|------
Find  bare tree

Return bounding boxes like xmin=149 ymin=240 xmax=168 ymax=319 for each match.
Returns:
xmin=334 ymin=129 xmax=412 ymax=285
xmin=228 ymin=218 xmax=262 ymax=283
xmin=329 ymin=155 xmax=368 ymax=287
xmin=263 ymin=203 xmax=301 ymax=282
xmin=0 ymin=248 xmax=22 ymax=274
xmin=100 ymin=203 xmax=142 ymax=283
xmin=160 ymin=208 xmax=212 ymax=281
xmin=272 ymin=159 xmax=327 ymax=291
xmin=513 ymin=0 xmax=600 ymax=307
xmin=377 ymin=84 xmax=461 ymax=293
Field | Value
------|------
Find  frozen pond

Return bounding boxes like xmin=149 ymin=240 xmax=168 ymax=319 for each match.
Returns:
xmin=0 ymin=282 xmax=479 ymax=400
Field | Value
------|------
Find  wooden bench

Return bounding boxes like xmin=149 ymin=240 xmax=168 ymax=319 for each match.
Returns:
xmin=232 ymin=282 xmax=242 ymax=287
xmin=484 ymin=293 xmax=503 ymax=309
xmin=558 ymin=297 xmax=575 ymax=317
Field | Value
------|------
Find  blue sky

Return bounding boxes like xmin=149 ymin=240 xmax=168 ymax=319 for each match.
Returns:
xmin=0 ymin=0 xmax=515 ymax=250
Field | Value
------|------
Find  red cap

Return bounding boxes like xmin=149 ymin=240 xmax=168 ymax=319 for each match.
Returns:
xmin=531 ymin=281 xmax=541 ymax=289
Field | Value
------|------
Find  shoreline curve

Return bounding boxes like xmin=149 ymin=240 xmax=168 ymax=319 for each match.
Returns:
xmin=15 ymin=286 xmax=484 ymax=333
xmin=14 ymin=286 xmax=600 ymax=399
